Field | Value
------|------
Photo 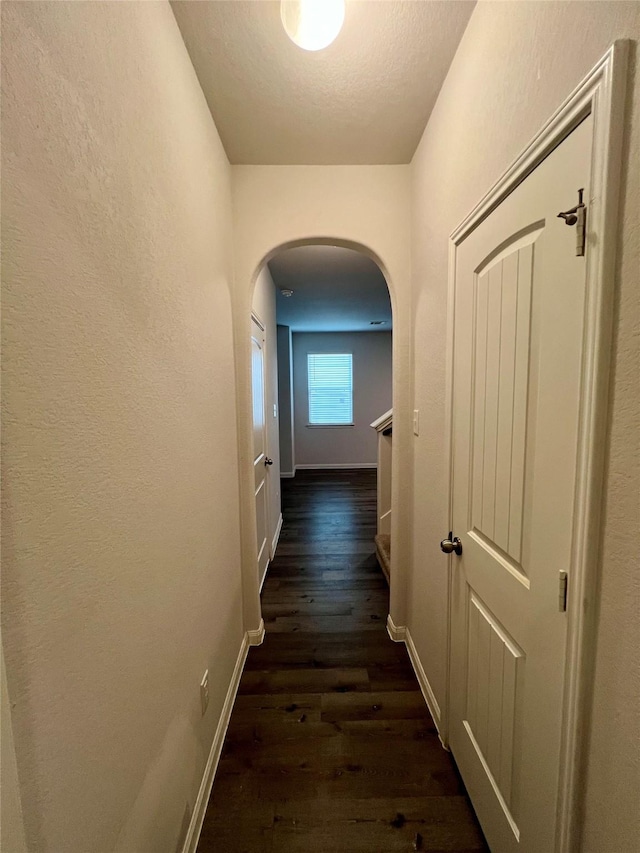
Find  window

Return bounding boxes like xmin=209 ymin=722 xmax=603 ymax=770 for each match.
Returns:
xmin=307 ymin=353 xmax=353 ymax=425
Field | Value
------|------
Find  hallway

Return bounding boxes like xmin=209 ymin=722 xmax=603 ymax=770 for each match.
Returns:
xmin=197 ymin=470 xmax=487 ymax=852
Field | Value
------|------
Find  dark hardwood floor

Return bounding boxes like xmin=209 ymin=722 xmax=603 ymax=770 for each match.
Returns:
xmin=197 ymin=469 xmax=487 ymax=852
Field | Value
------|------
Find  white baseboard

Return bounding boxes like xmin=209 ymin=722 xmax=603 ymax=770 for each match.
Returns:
xmin=259 ymin=515 xmax=283 ymax=593
xmin=385 ymin=618 xmax=445 ymax=745
xmin=386 ymin=614 xmax=407 ymax=642
xmin=294 ymin=463 xmax=378 ymax=470
xmin=270 ymin=513 xmax=283 ymax=559
xmin=281 ymin=465 xmax=376 ymax=476
xmin=259 ymin=561 xmax=269 ymax=594
xmin=405 ymin=627 xmax=444 ymax=741
xmin=247 ymin=619 xmax=265 ymax=646
xmin=181 ymin=632 xmax=249 ymax=853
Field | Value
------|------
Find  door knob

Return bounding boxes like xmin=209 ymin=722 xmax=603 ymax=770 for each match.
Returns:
xmin=265 ymin=457 xmax=273 ymax=466
xmin=440 ymin=532 xmax=462 ymax=556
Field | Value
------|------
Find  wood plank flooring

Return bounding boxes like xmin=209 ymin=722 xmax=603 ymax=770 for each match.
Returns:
xmin=197 ymin=469 xmax=487 ymax=853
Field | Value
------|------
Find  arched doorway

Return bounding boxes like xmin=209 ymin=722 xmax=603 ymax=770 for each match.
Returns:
xmin=239 ymin=234 xmax=407 ymax=646
xmin=228 ymin=163 xmax=412 ymax=649
xmin=249 ymin=242 xmax=394 ymax=626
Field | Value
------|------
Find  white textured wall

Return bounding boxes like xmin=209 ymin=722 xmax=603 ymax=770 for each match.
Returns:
xmin=1 ymin=644 xmax=27 ymax=853
xmin=292 ymin=332 xmax=392 ymax=467
xmin=1 ymin=3 xmax=243 ymax=851
xmin=231 ymin=165 xmax=412 ymax=628
xmin=252 ymin=266 xmax=282 ymax=549
xmin=409 ymin=3 xmax=640 ymax=850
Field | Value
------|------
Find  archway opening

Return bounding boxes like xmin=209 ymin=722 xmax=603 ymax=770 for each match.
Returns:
xmin=249 ymin=239 xmax=395 ymax=621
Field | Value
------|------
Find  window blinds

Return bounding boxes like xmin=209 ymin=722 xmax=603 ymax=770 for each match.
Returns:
xmin=307 ymin=353 xmax=353 ymax=425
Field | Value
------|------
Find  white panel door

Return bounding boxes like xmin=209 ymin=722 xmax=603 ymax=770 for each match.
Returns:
xmin=448 ymin=115 xmax=593 ymax=852
xmin=252 ymin=315 xmax=269 ymax=585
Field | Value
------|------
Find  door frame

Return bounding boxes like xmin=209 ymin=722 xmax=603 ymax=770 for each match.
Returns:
xmin=442 ymin=42 xmax=629 ymax=853
xmin=251 ymin=311 xmax=270 ymax=589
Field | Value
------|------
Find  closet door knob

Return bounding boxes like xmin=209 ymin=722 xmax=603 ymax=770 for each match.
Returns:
xmin=440 ymin=533 xmax=462 ymax=556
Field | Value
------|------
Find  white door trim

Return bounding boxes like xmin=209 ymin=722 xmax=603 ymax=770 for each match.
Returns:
xmin=442 ymin=41 xmax=629 ymax=853
xmin=251 ymin=311 xmax=270 ymax=587
xmin=250 ymin=311 xmax=266 ymax=332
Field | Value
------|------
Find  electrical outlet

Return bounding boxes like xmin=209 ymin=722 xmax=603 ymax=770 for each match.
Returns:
xmin=413 ymin=409 xmax=420 ymax=436
xmin=200 ymin=670 xmax=209 ymax=716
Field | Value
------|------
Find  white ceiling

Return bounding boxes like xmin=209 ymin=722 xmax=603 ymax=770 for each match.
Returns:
xmin=269 ymin=245 xmax=392 ymax=332
xmin=171 ymin=0 xmax=475 ymax=165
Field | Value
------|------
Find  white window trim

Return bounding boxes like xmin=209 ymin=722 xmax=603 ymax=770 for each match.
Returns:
xmin=306 ymin=423 xmax=354 ymax=429
xmin=306 ymin=352 xmax=354 ymax=427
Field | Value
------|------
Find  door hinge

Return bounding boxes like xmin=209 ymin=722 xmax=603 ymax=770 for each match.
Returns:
xmin=558 ymin=570 xmax=568 ymax=612
xmin=557 ymin=188 xmax=587 ymax=256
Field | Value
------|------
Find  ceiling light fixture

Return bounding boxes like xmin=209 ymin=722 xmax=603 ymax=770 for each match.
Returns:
xmin=280 ymin=289 xmax=294 ymax=297
xmin=280 ymin=0 xmax=345 ymax=52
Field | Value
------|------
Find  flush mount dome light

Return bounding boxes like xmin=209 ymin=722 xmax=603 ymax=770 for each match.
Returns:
xmin=280 ymin=289 xmax=294 ymax=297
xmin=281 ymin=0 xmax=345 ymax=52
